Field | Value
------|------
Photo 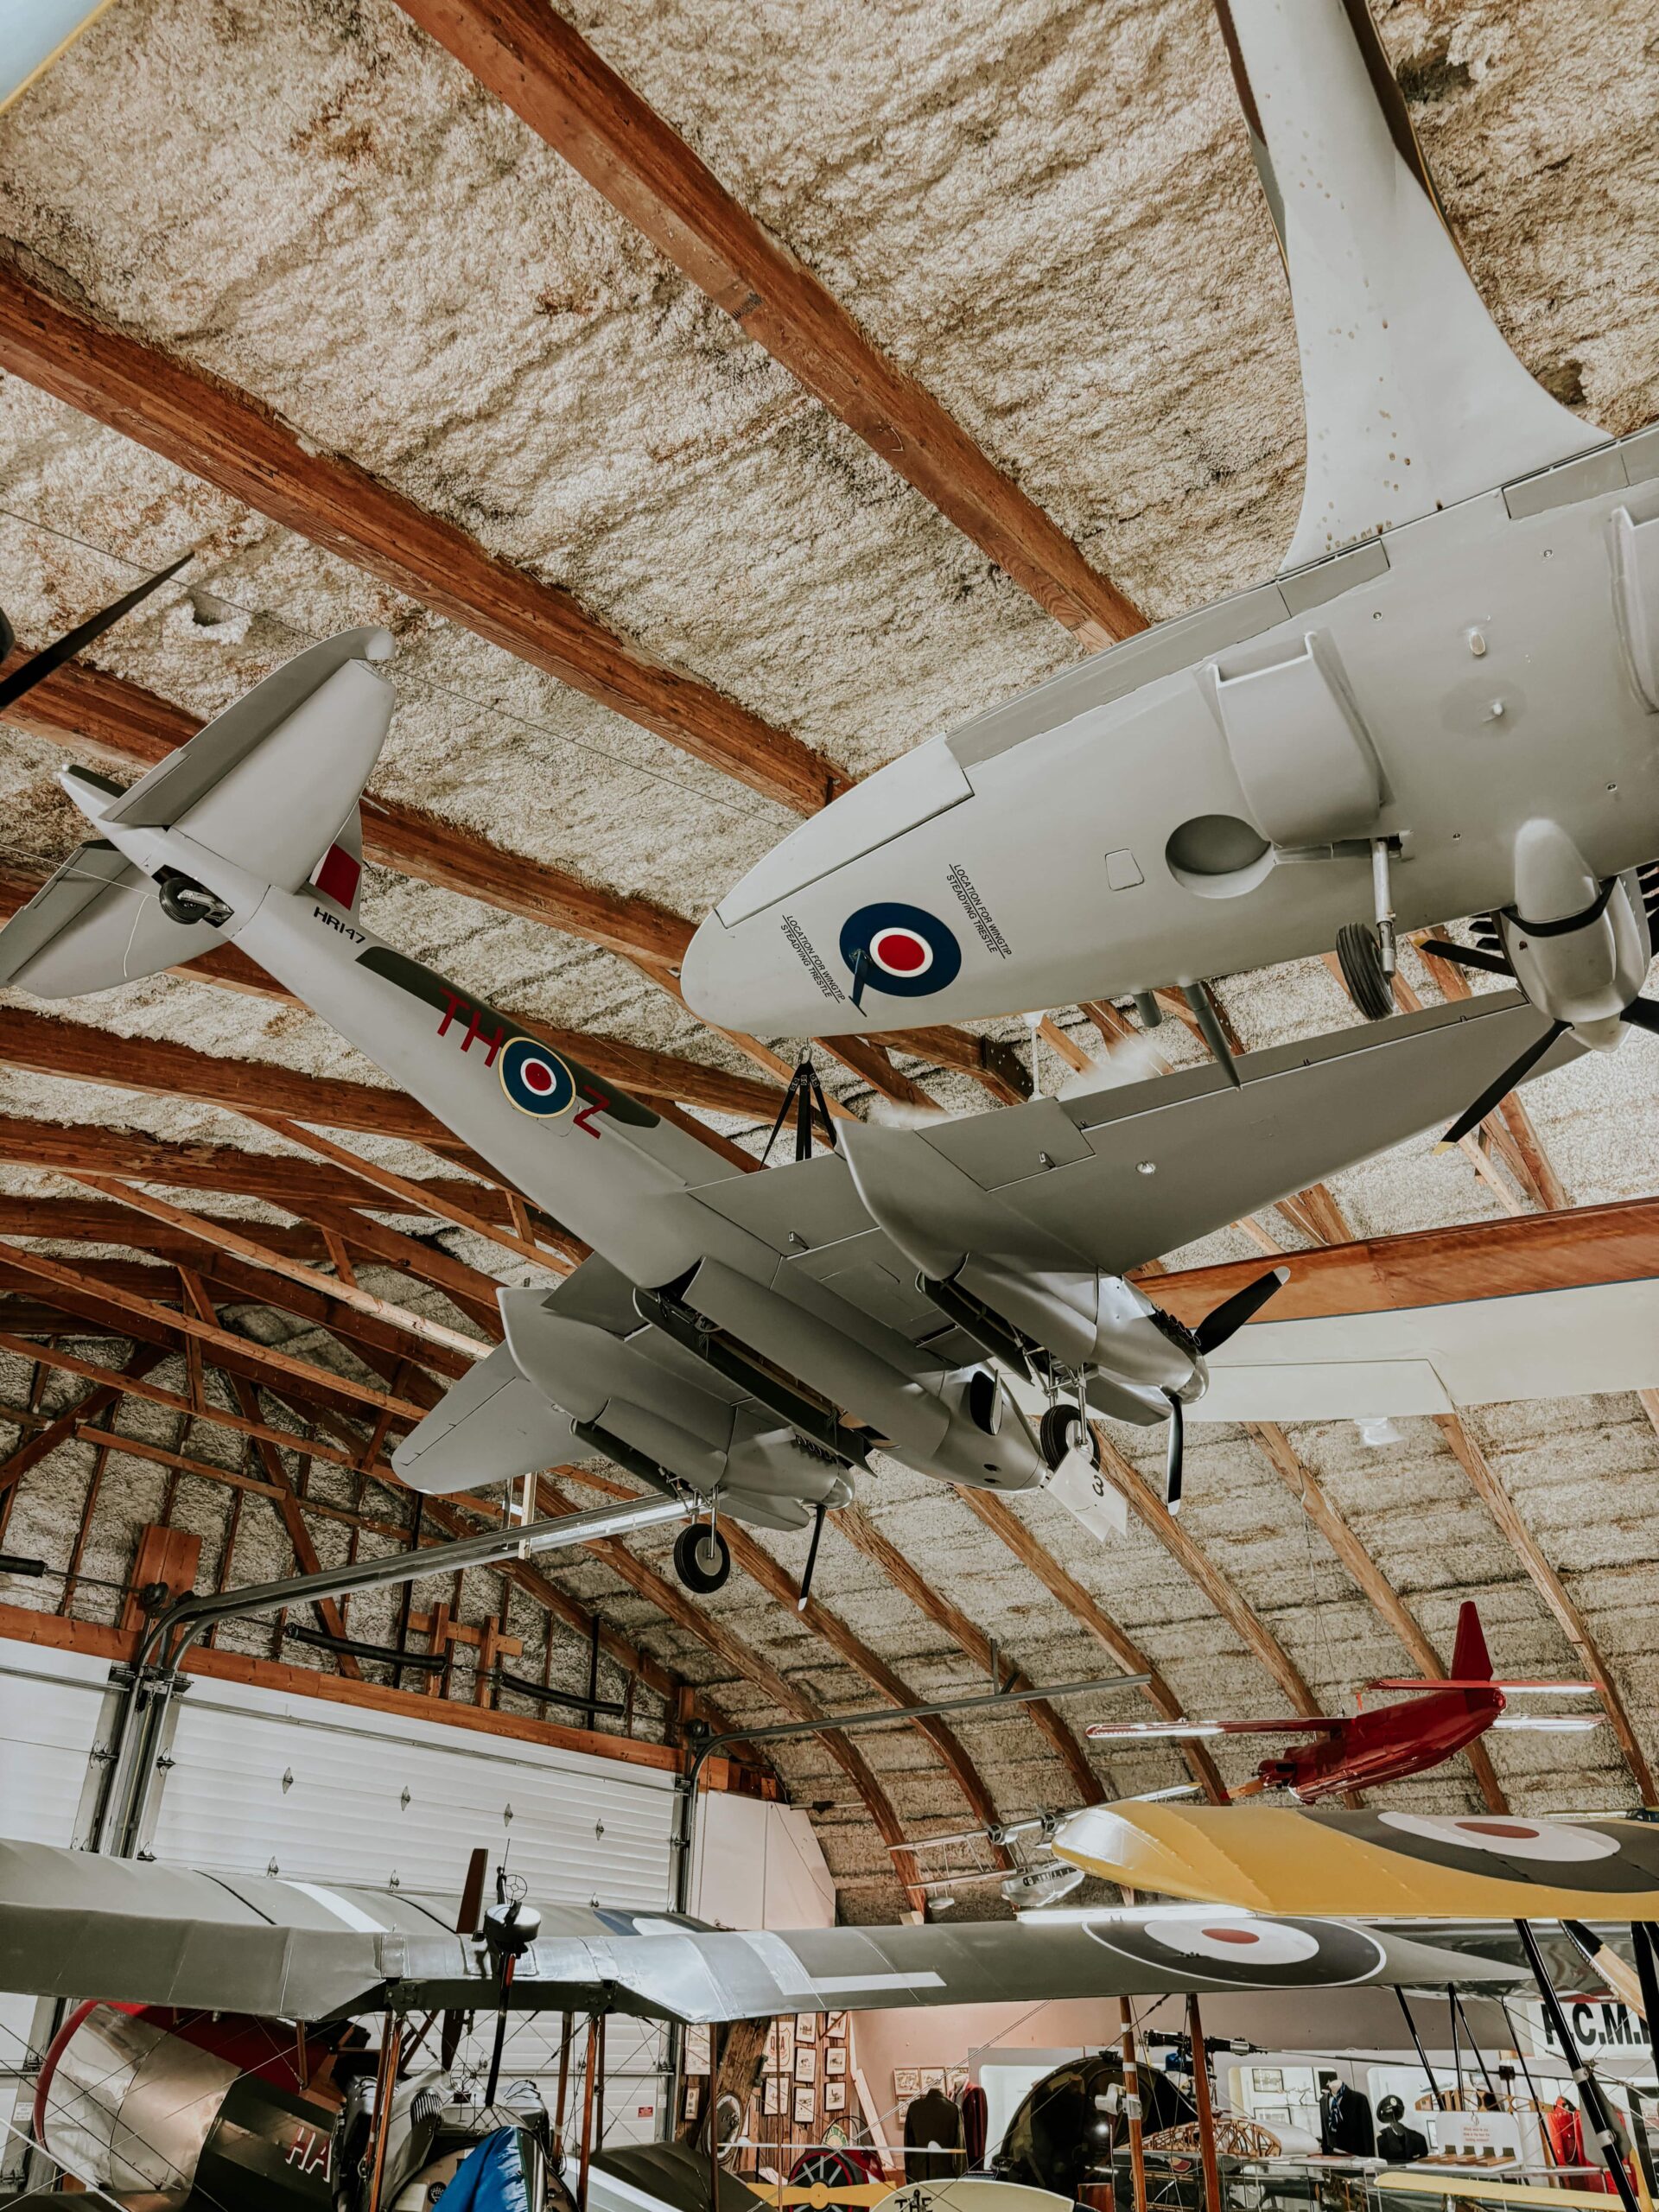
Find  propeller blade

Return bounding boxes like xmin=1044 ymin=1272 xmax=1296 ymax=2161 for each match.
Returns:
xmin=1193 ymin=1266 xmax=1290 ymax=1355
xmin=1419 ymin=938 xmax=1514 ymax=976
xmin=1438 ymin=1019 xmax=1568 ymax=1148
xmin=440 ymin=1847 xmax=490 ymax=2073
xmin=0 ymin=553 xmax=192 ymax=714
xmin=1164 ymin=1392 xmax=1184 ymax=1515
xmin=1622 ymin=999 xmax=1659 ymax=1035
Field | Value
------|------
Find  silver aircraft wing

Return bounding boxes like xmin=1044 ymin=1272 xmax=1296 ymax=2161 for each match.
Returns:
xmin=0 ymin=1841 xmax=1519 ymax=2024
xmin=690 ymin=990 xmax=1578 ymax=1292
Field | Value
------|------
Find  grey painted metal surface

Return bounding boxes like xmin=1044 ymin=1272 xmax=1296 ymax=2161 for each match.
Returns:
xmin=0 ymin=1838 xmax=1522 ymax=2023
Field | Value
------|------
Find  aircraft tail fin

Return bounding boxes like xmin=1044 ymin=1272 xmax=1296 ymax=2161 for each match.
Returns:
xmin=1451 ymin=1599 xmax=1493 ymax=1683
xmin=0 ymin=629 xmax=391 ymax=999
xmin=1214 ymin=0 xmax=1606 ymax=569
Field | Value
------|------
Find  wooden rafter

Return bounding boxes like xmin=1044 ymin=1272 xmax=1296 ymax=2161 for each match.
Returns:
xmin=0 ymin=260 xmax=845 ymax=813
xmin=1432 ymin=1410 xmax=1658 ymax=1807
xmin=1090 ymin=1427 xmax=1321 ymax=1715
xmin=952 ymin=1490 xmax=1229 ymax=1802
xmin=834 ymin=1503 xmax=1104 ymax=1808
xmin=1147 ymin=1194 xmax=1659 ymax=1328
xmin=394 ymin=0 xmax=1145 ymax=652
xmin=0 ymin=1344 xmax=165 ymax=1497
xmin=68 ymin=1174 xmax=486 ymax=1363
xmin=531 ymin=1480 xmax=926 ymax=1905
xmin=1243 ymin=1421 xmax=1509 ymax=1815
xmin=560 ymin=1464 xmax=1010 ymax=1851
xmin=0 ymin=1239 xmax=433 ymax=1421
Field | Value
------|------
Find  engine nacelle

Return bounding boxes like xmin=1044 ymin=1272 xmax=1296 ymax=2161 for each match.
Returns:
xmin=1504 ymin=821 xmax=1650 ymax=1046
xmin=958 ymin=1259 xmax=1199 ymax=1396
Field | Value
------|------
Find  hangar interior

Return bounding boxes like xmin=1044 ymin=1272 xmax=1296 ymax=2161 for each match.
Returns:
xmin=0 ymin=1 xmax=1656 ymax=2208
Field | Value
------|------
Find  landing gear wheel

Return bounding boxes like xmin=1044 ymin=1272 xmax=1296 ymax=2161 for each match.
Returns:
xmin=674 ymin=1522 xmax=731 ymax=1593
xmin=157 ymin=874 xmax=221 ymax=928
xmin=1039 ymin=1402 xmax=1094 ymax=1472
xmin=1336 ymin=921 xmax=1394 ymax=1021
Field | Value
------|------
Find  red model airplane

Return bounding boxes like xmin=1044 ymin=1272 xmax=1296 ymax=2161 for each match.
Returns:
xmin=1085 ymin=1603 xmax=1599 ymax=1801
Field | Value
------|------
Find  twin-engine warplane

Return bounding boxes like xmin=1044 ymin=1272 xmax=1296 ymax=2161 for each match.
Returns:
xmin=0 ymin=632 xmax=1572 ymax=1577
xmin=681 ymin=0 xmax=1659 ymax=1141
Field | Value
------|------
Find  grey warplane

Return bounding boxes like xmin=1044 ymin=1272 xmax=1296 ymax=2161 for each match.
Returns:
xmin=680 ymin=0 xmax=1659 ymax=1138
xmin=0 ymin=631 xmax=1573 ymax=1565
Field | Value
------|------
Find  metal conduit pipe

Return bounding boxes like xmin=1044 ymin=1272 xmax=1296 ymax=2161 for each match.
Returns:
xmin=89 ymin=1492 xmax=690 ymax=1858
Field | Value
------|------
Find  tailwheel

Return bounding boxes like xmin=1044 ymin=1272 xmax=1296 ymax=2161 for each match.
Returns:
xmin=1039 ymin=1402 xmax=1094 ymax=1472
xmin=1336 ymin=921 xmax=1394 ymax=1020
xmin=674 ymin=1521 xmax=731 ymax=1594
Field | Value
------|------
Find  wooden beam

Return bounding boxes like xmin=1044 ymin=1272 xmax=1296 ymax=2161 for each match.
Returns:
xmin=393 ymin=0 xmax=1145 ymax=652
xmin=834 ymin=1502 xmax=1103 ymax=1806
xmin=1090 ymin=1427 xmax=1322 ymax=1716
xmin=0 ymin=1344 xmax=165 ymax=1496
xmin=0 ymin=1599 xmax=735 ymax=1778
xmin=1243 ymin=1421 xmax=1509 ymax=1815
xmin=69 ymin=1173 xmax=487 ymax=1363
xmin=0 ymin=1109 xmax=533 ymax=1229
xmin=1146 ymin=1195 xmax=1659 ymax=1330
xmin=226 ymin=1373 xmax=365 ymax=1680
xmin=952 ymin=1489 xmax=1229 ymax=1803
xmin=814 ymin=1034 xmax=940 ymax=1116
xmin=251 ymin=1115 xmax=577 ymax=1276
xmin=867 ymin=1026 xmax=1032 ymax=1105
xmin=560 ymin=1464 xmax=1008 ymax=1847
xmin=532 ymin=1480 xmax=926 ymax=1904
xmin=0 ymin=1238 xmax=432 ymax=1422
xmin=0 ymin=261 xmax=845 ymax=813
xmin=1433 ymin=1410 xmax=1657 ymax=1807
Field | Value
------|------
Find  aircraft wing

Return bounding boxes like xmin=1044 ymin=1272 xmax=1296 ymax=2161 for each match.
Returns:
xmin=691 ymin=991 xmax=1578 ymax=1289
xmin=1056 ymin=1802 xmax=1659 ymax=1920
xmin=0 ymin=1841 xmax=1518 ymax=2024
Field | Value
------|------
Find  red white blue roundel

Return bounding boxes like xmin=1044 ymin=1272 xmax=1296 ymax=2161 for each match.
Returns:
xmin=839 ymin=901 xmax=963 ymax=1001
xmin=499 ymin=1034 xmax=576 ymax=1118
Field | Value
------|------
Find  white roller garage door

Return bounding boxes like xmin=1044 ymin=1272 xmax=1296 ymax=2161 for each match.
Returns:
xmin=143 ymin=1671 xmax=678 ymax=2144
xmin=0 ymin=1634 xmax=119 ymax=2188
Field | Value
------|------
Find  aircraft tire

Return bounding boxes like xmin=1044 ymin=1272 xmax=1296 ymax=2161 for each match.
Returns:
xmin=1039 ymin=1403 xmax=1093 ymax=1471
xmin=1336 ymin=921 xmax=1394 ymax=1020
xmin=674 ymin=1522 xmax=731 ymax=1593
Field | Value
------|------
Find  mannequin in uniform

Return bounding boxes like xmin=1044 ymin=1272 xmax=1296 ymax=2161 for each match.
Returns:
xmin=1376 ymin=2094 xmax=1429 ymax=2164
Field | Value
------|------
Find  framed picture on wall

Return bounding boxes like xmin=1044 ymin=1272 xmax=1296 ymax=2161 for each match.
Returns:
xmin=685 ymin=2027 xmax=710 ymax=2073
xmin=1253 ymin=2069 xmax=1285 ymax=2094
xmin=794 ymin=2086 xmax=816 ymax=2126
xmin=825 ymin=2013 xmax=848 ymax=2039
xmin=795 ymin=2014 xmax=817 ymax=2041
xmin=824 ymin=2082 xmax=847 ymax=2113
xmin=795 ymin=2048 xmax=817 ymax=2084
xmin=920 ymin=2069 xmax=946 ymax=2094
xmin=893 ymin=2069 xmax=920 ymax=2099
xmin=763 ymin=2077 xmax=784 ymax=2117
xmin=824 ymin=2047 xmax=846 ymax=2077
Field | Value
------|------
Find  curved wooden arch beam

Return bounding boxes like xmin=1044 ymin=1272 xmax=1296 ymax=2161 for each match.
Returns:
xmin=395 ymin=0 xmax=1145 ymax=652
xmin=555 ymin=1465 xmax=1009 ymax=1857
xmin=1433 ymin=1410 xmax=1658 ymax=1808
xmin=834 ymin=1503 xmax=1104 ymax=1808
xmin=0 ymin=261 xmax=843 ymax=813
xmin=953 ymin=1489 xmax=1229 ymax=1804
xmin=1244 ymin=1420 xmax=1509 ymax=1815
xmin=532 ymin=1480 xmax=928 ymax=1906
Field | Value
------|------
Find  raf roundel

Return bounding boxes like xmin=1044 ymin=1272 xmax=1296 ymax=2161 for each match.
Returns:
xmin=839 ymin=900 xmax=963 ymax=1005
xmin=499 ymin=1034 xmax=576 ymax=1119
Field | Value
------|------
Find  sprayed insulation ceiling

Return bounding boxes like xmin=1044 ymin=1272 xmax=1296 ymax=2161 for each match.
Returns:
xmin=0 ymin=0 xmax=1656 ymax=1919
